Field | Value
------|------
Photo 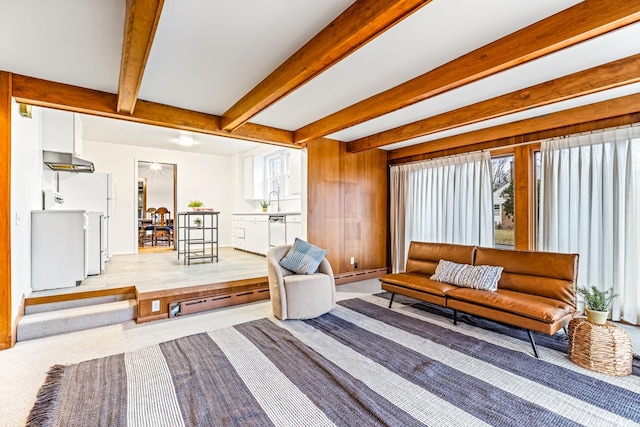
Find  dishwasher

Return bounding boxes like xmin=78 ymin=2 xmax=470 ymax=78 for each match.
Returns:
xmin=268 ymin=215 xmax=287 ymax=248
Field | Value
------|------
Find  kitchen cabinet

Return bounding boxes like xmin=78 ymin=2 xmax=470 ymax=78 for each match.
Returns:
xmin=31 ymin=210 xmax=87 ymax=290
xmin=233 ymin=213 xmax=302 ymax=254
xmin=41 ymin=108 xmax=83 ymax=156
xmin=285 ymin=214 xmax=303 ymax=244
xmin=243 ymin=155 xmax=264 ymax=200
xmin=244 ymin=215 xmax=269 ymax=255
xmin=289 ymin=150 xmax=302 ymax=195
xmin=231 ymin=214 xmax=246 ymax=250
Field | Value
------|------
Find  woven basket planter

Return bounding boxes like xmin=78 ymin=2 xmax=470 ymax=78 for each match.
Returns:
xmin=568 ymin=317 xmax=633 ymax=376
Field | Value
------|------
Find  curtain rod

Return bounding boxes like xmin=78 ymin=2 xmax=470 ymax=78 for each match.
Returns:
xmin=389 ymin=149 xmax=487 ymax=168
xmin=549 ymin=121 xmax=640 ymax=141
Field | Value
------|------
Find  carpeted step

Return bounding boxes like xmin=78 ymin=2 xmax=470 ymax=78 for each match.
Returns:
xmin=25 ymin=293 xmax=136 ymax=315
xmin=17 ymin=300 xmax=137 ymax=341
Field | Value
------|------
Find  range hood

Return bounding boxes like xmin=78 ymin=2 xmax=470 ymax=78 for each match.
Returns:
xmin=43 ymin=151 xmax=95 ymax=173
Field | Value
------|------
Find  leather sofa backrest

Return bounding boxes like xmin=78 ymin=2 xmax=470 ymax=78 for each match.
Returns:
xmin=475 ymin=247 xmax=579 ymax=306
xmin=406 ymin=241 xmax=475 ymax=276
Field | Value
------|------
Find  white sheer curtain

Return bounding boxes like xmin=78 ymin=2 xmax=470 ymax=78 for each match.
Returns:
xmin=390 ymin=152 xmax=494 ymax=272
xmin=539 ymin=125 xmax=640 ymax=324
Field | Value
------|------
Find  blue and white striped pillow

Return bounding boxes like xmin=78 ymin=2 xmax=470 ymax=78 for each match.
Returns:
xmin=279 ymin=238 xmax=328 ymax=275
xmin=431 ymin=259 xmax=503 ymax=291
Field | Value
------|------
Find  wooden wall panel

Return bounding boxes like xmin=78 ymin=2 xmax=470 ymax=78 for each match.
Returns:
xmin=0 ymin=72 xmax=12 ymax=349
xmin=307 ymin=139 xmax=388 ymax=275
xmin=513 ymin=145 xmax=533 ymax=250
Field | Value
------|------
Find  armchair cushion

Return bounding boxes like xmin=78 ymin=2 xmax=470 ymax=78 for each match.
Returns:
xmin=279 ymin=238 xmax=328 ymax=275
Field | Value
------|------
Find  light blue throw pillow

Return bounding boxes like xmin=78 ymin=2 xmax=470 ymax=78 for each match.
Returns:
xmin=279 ymin=238 xmax=328 ymax=275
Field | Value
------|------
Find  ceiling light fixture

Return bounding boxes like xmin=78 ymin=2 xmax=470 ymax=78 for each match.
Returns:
xmin=177 ymin=135 xmax=196 ymax=146
xmin=150 ymin=162 xmax=162 ymax=171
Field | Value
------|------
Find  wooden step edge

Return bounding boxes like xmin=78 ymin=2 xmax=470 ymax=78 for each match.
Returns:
xmin=334 ymin=267 xmax=389 ymax=285
xmin=136 ymin=276 xmax=268 ymax=300
xmin=25 ymin=286 xmax=137 ymax=306
xmin=136 ymin=277 xmax=270 ymax=323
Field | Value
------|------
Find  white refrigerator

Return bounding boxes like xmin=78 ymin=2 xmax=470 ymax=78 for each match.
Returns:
xmin=58 ymin=173 xmax=114 ymax=266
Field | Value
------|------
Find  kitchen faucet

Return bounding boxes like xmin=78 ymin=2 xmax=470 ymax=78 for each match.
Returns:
xmin=268 ymin=190 xmax=280 ymax=212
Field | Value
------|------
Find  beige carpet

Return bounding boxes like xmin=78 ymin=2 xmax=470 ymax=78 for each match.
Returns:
xmin=0 ymin=280 xmax=381 ymax=426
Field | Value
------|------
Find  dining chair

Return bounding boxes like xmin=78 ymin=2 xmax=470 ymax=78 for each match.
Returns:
xmin=155 ymin=207 xmax=172 ymax=246
xmin=142 ymin=207 xmax=156 ymax=246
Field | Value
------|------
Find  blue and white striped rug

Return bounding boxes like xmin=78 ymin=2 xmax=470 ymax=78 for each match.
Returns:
xmin=28 ymin=294 xmax=640 ymax=426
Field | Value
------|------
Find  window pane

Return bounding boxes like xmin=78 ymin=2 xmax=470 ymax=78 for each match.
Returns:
xmin=491 ymin=155 xmax=515 ymax=248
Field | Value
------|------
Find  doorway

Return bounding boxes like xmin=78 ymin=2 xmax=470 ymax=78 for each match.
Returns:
xmin=137 ymin=161 xmax=177 ymax=251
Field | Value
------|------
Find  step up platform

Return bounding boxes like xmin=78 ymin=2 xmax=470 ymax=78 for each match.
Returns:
xmin=18 ymin=287 xmax=137 ymax=341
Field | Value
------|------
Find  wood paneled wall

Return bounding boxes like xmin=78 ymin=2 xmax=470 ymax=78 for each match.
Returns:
xmin=307 ymin=139 xmax=388 ymax=275
xmin=0 ymin=72 xmax=12 ymax=349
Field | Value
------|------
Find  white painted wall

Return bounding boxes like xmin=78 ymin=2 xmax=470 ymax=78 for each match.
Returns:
xmin=82 ymin=140 xmax=235 ymax=254
xmin=10 ymin=101 xmax=43 ymax=325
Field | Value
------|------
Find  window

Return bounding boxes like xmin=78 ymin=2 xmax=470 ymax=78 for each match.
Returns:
xmin=265 ymin=151 xmax=290 ymax=196
xmin=491 ymin=155 xmax=515 ymax=248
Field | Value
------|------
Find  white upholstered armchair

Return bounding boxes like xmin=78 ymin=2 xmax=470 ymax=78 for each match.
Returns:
xmin=267 ymin=244 xmax=336 ymax=320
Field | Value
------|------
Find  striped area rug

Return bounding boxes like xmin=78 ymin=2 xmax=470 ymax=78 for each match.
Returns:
xmin=28 ymin=294 xmax=640 ymax=427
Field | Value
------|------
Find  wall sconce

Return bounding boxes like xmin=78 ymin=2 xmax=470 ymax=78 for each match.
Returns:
xmin=149 ymin=162 xmax=162 ymax=171
xmin=19 ymin=103 xmax=32 ymax=118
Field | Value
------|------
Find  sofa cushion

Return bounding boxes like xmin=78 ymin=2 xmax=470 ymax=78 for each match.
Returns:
xmin=446 ymin=287 xmax=574 ymax=324
xmin=474 ymin=247 xmax=578 ymax=304
xmin=405 ymin=242 xmax=475 ymax=276
xmin=280 ymin=238 xmax=328 ymax=274
xmin=431 ymin=260 xmax=503 ymax=291
xmin=380 ymin=273 xmax=459 ymax=297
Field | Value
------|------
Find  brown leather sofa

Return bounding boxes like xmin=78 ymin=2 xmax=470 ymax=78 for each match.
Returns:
xmin=380 ymin=241 xmax=579 ymax=357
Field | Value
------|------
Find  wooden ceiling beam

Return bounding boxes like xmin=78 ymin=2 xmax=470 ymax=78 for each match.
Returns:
xmin=295 ymin=0 xmax=640 ymax=143
xmin=220 ymin=0 xmax=431 ymax=131
xmin=348 ymin=53 xmax=640 ymax=152
xmin=12 ymin=74 xmax=297 ymax=148
xmin=117 ymin=0 xmax=164 ymax=114
xmin=388 ymin=92 xmax=640 ymax=160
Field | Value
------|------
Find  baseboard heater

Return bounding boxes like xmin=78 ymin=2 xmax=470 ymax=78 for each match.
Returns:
xmin=169 ymin=288 xmax=270 ymax=318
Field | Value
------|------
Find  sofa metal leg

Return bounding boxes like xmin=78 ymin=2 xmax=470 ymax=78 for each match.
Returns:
xmin=388 ymin=293 xmax=395 ymax=308
xmin=563 ymin=326 xmax=568 ymax=336
xmin=527 ymin=330 xmax=540 ymax=358
xmin=452 ymin=309 xmax=457 ymax=325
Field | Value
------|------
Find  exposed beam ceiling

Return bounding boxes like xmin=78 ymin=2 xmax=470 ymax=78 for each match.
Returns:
xmin=220 ymin=0 xmax=431 ymax=132
xmin=348 ymin=54 xmax=640 ymax=152
xmin=388 ymin=92 xmax=640 ymax=160
xmin=294 ymin=0 xmax=640 ymax=143
xmin=117 ymin=0 xmax=164 ymax=114
xmin=13 ymin=75 xmax=297 ymax=148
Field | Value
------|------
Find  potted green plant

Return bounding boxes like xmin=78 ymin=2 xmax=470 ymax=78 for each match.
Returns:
xmin=193 ymin=217 xmax=202 ymax=228
xmin=259 ymin=200 xmax=269 ymax=212
xmin=188 ymin=199 xmax=203 ymax=211
xmin=576 ymin=285 xmax=619 ymax=325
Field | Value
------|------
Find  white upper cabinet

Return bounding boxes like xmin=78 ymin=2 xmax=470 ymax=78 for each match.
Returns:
xmin=243 ymin=154 xmax=265 ymax=201
xmin=289 ymin=150 xmax=302 ymax=195
xmin=41 ymin=109 xmax=83 ymax=156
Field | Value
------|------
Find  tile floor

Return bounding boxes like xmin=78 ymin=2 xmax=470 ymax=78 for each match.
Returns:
xmin=32 ymin=246 xmax=267 ymax=297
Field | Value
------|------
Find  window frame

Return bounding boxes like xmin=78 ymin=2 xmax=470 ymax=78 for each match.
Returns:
xmin=264 ymin=150 xmax=291 ymax=197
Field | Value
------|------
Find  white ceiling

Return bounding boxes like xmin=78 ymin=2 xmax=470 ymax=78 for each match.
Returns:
xmin=79 ymin=114 xmax=262 ymax=157
xmin=1 ymin=0 xmax=639 ymax=157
